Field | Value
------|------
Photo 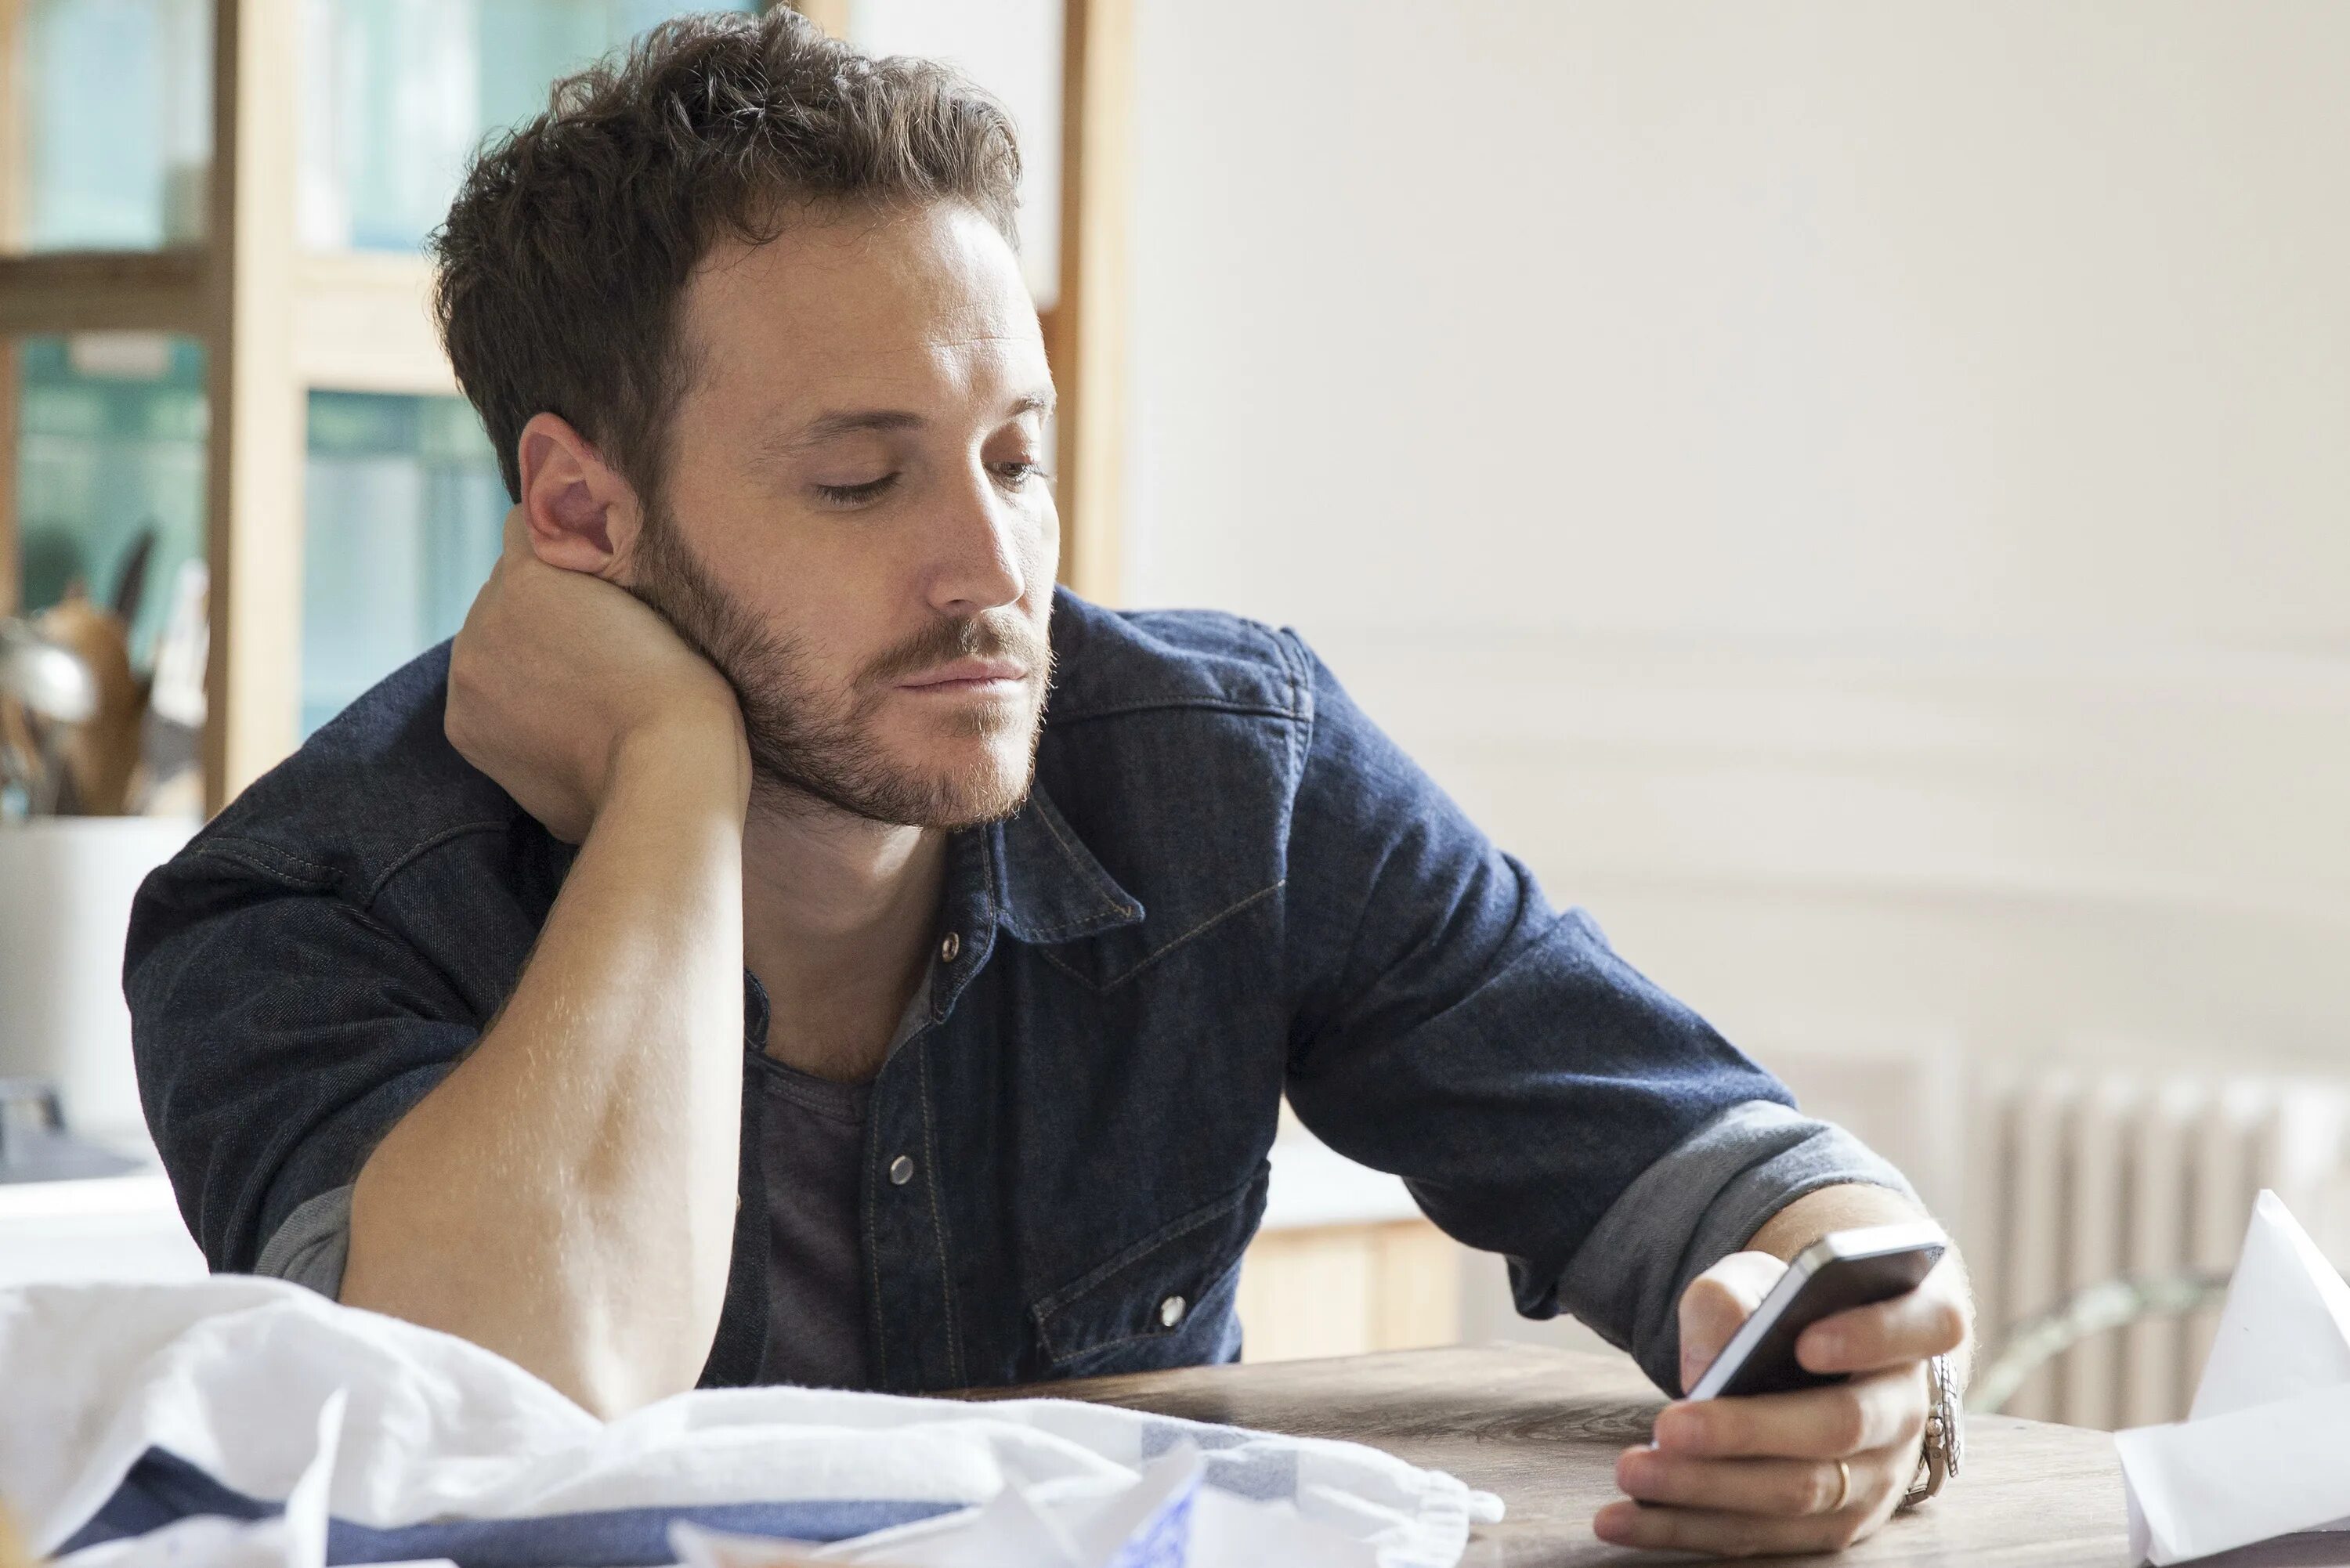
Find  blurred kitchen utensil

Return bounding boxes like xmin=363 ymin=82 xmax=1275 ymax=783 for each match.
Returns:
xmin=1 ymin=618 xmax=97 ymax=724
xmin=111 ymin=526 xmax=157 ymax=627
xmin=34 ymin=587 xmax=143 ymax=815
xmin=134 ymin=558 xmax=209 ymax=818
xmin=1 ymin=618 xmax=99 ymax=816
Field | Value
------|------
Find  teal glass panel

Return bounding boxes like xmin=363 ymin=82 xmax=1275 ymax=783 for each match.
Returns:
xmin=300 ymin=393 xmax=506 ymax=736
xmin=300 ymin=0 xmax=757 ymax=255
xmin=20 ymin=0 xmax=212 ymax=251
xmin=13 ymin=335 xmax=208 ymax=665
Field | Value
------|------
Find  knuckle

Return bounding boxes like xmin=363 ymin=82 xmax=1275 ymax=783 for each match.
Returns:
xmin=1824 ymin=1397 xmax=1871 ymax=1455
xmin=1792 ymin=1465 xmax=1838 ymax=1516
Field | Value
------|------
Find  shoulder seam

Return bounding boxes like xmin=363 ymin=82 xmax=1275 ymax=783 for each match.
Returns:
xmin=360 ymin=819 xmax=514 ymax=912
xmin=190 ymin=836 xmax=339 ymax=891
xmin=186 ymin=819 xmax=515 ymax=910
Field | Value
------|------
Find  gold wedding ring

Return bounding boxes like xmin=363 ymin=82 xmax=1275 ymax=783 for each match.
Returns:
xmin=1830 ymin=1458 xmax=1852 ymax=1513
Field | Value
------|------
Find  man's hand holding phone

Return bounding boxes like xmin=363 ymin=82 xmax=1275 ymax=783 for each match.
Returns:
xmin=1593 ymin=1226 xmax=1972 ymax=1555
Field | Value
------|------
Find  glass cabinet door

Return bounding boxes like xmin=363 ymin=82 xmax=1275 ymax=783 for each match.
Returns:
xmin=298 ymin=0 xmax=756 ymax=254
xmin=301 ymin=392 xmax=506 ymax=737
xmin=11 ymin=334 xmax=208 ymax=663
xmin=16 ymin=0 xmax=213 ymax=251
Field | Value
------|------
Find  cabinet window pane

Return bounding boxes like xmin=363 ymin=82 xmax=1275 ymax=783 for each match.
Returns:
xmin=298 ymin=0 xmax=756 ymax=255
xmin=19 ymin=0 xmax=213 ymax=252
xmin=13 ymin=334 xmax=208 ymax=665
xmin=301 ymin=392 xmax=505 ymax=737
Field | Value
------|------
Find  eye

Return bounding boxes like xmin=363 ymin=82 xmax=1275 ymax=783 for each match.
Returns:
xmin=993 ymin=461 xmax=1050 ymax=489
xmin=813 ymin=473 xmax=899 ymax=507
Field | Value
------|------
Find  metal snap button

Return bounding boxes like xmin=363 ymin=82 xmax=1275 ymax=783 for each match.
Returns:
xmin=938 ymin=931 xmax=961 ymax=963
xmin=889 ymin=1154 xmax=916 ymax=1186
xmin=1159 ymin=1294 xmax=1186 ymax=1328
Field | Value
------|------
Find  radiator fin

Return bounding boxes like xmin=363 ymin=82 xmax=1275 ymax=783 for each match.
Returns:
xmin=1969 ymin=1071 xmax=2350 ymax=1429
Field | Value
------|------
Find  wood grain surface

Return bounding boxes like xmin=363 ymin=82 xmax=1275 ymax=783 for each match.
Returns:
xmin=982 ymin=1342 xmax=2143 ymax=1566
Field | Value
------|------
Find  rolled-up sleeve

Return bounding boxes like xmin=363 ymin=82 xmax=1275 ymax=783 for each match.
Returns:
xmin=1276 ymin=642 xmax=1917 ymax=1392
xmin=125 ymin=848 xmax=478 ymax=1278
xmin=1559 ymin=1100 xmax=1918 ymax=1390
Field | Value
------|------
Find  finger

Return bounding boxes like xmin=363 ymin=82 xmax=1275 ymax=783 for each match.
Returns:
xmin=1593 ymin=1495 xmax=1883 ymax=1556
xmin=1617 ymin=1443 xmax=1904 ymax=1517
xmin=1796 ymin=1266 xmax=1970 ymax=1375
xmin=1678 ymin=1251 xmax=1788 ymax=1393
xmin=1654 ymin=1366 xmax=1925 ymax=1460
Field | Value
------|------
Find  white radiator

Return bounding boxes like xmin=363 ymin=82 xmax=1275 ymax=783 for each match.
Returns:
xmin=1965 ymin=1070 xmax=2350 ymax=1429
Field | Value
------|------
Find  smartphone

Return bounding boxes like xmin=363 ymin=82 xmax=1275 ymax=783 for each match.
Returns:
xmin=1684 ymin=1222 xmax=1947 ymax=1400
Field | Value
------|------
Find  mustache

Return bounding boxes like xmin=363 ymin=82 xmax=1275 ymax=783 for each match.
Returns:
xmin=864 ymin=611 xmax=1052 ymax=687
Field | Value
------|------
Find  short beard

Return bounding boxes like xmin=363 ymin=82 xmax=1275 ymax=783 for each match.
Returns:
xmin=627 ymin=504 xmax=1051 ymax=829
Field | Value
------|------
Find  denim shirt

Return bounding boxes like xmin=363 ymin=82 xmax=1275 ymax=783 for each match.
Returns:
xmin=125 ymin=590 xmax=1910 ymax=1395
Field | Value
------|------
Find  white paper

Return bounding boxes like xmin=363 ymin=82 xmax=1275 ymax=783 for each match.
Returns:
xmin=2115 ymin=1190 xmax=2350 ymax=1564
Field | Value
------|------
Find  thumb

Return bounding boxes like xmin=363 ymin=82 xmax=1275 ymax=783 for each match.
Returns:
xmin=1677 ymin=1250 xmax=1789 ymax=1395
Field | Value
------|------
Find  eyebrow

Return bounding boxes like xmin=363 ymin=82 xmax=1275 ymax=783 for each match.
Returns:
xmin=775 ymin=392 xmax=1058 ymax=454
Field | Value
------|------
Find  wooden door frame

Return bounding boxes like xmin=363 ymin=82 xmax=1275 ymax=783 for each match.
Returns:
xmin=1047 ymin=0 xmax=1132 ymax=606
xmin=0 ymin=0 xmax=24 ymax=617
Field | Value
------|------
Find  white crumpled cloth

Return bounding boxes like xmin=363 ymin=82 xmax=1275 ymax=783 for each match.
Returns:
xmin=0 ymin=1277 xmax=1499 ymax=1568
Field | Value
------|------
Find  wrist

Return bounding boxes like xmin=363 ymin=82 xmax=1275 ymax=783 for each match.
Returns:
xmin=605 ymin=704 xmax=751 ymax=822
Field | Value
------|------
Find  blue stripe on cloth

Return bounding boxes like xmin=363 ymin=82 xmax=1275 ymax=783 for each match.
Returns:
xmin=60 ymin=1447 xmax=964 ymax=1567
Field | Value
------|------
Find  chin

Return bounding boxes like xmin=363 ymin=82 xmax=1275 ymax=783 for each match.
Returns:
xmin=749 ymin=695 xmax=1045 ymax=829
xmin=837 ymin=721 xmax=1036 ymax=829
xmin=915 ymin=737 xmax=1039 ymax=826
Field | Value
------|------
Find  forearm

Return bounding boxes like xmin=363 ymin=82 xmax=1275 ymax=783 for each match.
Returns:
xmin=344 ymin=726 xmax=747 ymax=1414
xmin=1745 ymin=1182 xmax=1976 ymax=1384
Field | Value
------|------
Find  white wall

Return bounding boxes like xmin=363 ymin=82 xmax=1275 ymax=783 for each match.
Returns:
xmin=1126 ymin=1 xmax=2350 ymax=646
xmin=1121 ymin=1 xmax=2350 ymax=1342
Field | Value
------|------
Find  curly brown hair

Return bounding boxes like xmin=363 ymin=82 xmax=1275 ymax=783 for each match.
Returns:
xmin=432 ymin=8 xmax=1022 ymax=507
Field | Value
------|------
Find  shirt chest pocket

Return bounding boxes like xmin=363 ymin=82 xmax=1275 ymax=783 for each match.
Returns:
xmin=1029 ymin=1163 xmax=1269 ymax=1377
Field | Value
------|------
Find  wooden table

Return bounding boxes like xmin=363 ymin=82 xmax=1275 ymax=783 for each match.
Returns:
xmin=1000 ymin=1342 xmax=2142 ymax=1566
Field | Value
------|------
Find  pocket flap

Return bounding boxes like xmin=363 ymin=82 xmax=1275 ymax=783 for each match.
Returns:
xmin=1030 ymin=1164 xmax=1269 ymax=1367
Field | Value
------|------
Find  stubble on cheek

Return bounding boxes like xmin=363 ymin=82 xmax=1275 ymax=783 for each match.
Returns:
xmin=629 ymin=511 xmax=1055 ymax=826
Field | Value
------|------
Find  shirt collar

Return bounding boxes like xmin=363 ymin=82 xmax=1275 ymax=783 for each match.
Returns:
xmin=979 ymin=783 xmax=1145 ymax=946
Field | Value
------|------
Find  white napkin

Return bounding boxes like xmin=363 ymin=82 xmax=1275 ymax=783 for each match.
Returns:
xmin=671 ymin=1444 xmax=1379 ymax=1568
xmin=2115 ymin=1190 xmax=2350 ymax=1564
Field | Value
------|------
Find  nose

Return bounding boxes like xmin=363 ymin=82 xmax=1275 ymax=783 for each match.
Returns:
xmin=927 ymin=461 xmax=1033 ymax=619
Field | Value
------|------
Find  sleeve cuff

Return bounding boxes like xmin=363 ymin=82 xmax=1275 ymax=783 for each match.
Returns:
xmin=253 ymin=1183 xmax=353 ymax=1299
xmin=1553 ymin=1100 xmax=1920 ymax=1395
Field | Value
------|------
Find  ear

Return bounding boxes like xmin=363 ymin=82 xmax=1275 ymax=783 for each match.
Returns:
xmin=513 ymin=412 xmax=645 ymax=576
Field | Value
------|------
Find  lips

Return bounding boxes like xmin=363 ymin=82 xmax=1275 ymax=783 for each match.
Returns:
xmin=897 ymin=657 xmax=1029 ymax=691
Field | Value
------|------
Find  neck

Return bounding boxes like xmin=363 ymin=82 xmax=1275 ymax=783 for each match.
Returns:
xmin=740 ymin=789 xmax=949 ymax=1080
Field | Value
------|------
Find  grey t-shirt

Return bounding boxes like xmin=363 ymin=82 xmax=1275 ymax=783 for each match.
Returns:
xmin=748 ymin=1053 xmax=874 ymax=1389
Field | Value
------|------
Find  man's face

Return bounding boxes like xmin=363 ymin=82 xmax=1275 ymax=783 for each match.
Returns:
xmin=628 ymin=200 xmax=1059 ymax=829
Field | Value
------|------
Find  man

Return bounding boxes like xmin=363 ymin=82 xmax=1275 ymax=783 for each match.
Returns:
xmin=126 ymin=10 xmax=1968 ymax=1555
